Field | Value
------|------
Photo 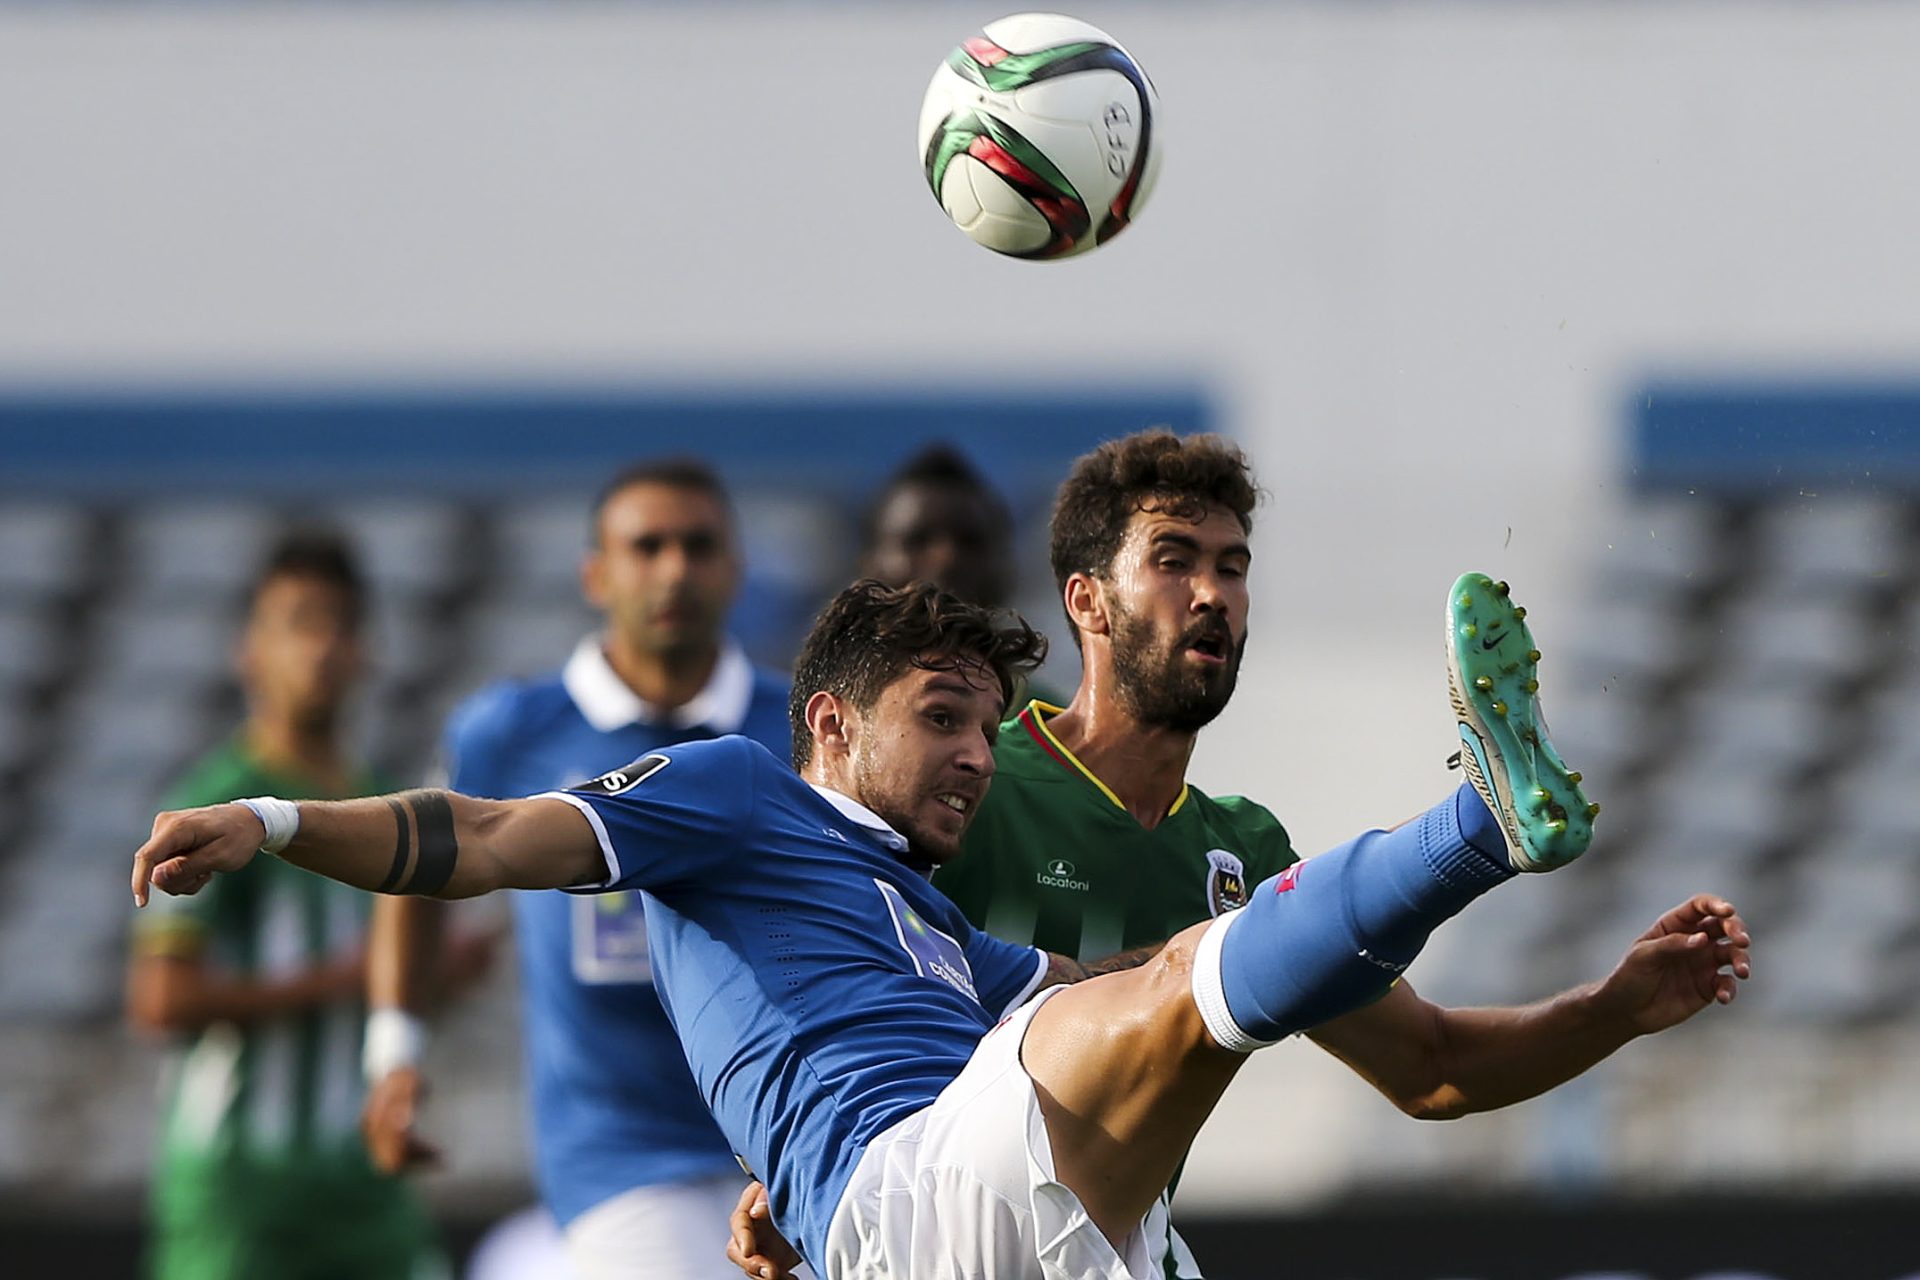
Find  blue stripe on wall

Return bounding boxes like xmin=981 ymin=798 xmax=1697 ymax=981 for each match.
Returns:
xmin=1634 ymin=384 xmax=1920 ymax=493
xmin=0 ymin=386 xmax=1212 ymax=503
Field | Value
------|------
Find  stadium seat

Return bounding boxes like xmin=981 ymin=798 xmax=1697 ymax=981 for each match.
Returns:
xmin=0 ymin=504 xmax=93 ymax=602
xmin=1824 ymin=758 xmax=1920 ymax=848
xmin=1562 ymin=589 xmax=1698 ymax=692
xmin=1707 ymin=591 xmax=1884 ymax=691
xmin=1588 ymin=495 xmax=1730 ymax=593
xmin=1632 ymin=760 xmax=1800 ymax=866
xmin=89 ymin=603 xmax=238 ymax=693
xmin=1675 ymin=684 xmax=1841 ymax=779
xmin=492 ymin=498 xmax=592 ymax=603
xmin=362 ymin=600 xmax=447 ymax=688
xmin=1748 ymin=495 xmax=1911 ymax=596
xmin=332 ymin=502 xmax=470 ymax=602
xmin=121 ymin=503 xmax=278 ymax=605
xmin=1739 ymin=855 xmax=1919 ymax=1022
xmin=0 ymin=605 xmax=61 ymax=697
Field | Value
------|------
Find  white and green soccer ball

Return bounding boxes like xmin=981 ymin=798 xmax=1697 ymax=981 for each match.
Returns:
xmin=917 ymin=12 xmax=1162 ymax=260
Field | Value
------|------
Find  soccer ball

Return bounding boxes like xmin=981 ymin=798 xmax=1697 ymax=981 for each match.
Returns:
xmin=917 ymin=13 xmax=1161 ymax=260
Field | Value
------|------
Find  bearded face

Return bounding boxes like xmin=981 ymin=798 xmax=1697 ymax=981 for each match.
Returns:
xmin=1107 ymin=595 xmax=1245 ymax=732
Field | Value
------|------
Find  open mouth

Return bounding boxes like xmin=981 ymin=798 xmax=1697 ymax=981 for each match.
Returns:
xmin=1186 ymin=634 xmax=1229 ymax=662
xmin=935 ymin=793 xmax=971 ymax=814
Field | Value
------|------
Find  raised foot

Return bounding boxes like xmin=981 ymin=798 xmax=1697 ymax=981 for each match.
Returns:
xmin=1446 ymin=572 xmax=1595 ymax=873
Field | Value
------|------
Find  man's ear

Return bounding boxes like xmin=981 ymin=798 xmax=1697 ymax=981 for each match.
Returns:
xmin=804 ymin=690 xmax=854 ymax=757
xmin=580 ymin=549 xmax=608 ymax=611
xmin=1063 ymin=573 xmax=1110 ymax=639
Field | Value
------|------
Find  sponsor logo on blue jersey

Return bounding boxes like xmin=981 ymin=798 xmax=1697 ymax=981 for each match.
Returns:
xmin=583 ymin=754 xmax=672 ymax=795
xmin=874 ymin=878 xmax=979 ymax=1003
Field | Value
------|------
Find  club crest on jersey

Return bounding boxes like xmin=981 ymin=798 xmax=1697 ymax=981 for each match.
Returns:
xmin=582 ymin=754 xmax=671 ymax=796
xmin=1205 ymin=849 xmax=1249 ymax=917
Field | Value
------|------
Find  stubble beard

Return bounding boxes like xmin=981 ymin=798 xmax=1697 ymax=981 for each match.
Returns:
xmin=1108 ymin=605 xmax=1245 ymax=734
xmin=852 ymin=749 xmax=961 ymax=866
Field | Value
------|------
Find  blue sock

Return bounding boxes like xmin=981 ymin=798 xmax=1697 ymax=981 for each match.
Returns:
xmin=1195 ymin=784 xmax=1514 ymax=1049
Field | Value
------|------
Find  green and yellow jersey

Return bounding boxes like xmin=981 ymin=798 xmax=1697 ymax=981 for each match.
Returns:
xmin=937 ymin=701 xmax=1298 ymax=960
xmin=133 ymin=740 xmax=439 ymax=1280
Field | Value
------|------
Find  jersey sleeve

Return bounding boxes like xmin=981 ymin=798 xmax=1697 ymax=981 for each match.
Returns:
xmin=962 ymin=923 xmax=1047 ymax=1021
xmin=539 ymin=736 xmax=761 ymax=893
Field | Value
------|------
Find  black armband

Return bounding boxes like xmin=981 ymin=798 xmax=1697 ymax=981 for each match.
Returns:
xmin=396 ymin=792 xmax=459 ymax=896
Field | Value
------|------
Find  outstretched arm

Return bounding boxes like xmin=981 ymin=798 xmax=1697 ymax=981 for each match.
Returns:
xmin=1309 ymin=894 xmax=1752 ymax=1119
xmin=132 ymin=790 xmax=605 ymax=906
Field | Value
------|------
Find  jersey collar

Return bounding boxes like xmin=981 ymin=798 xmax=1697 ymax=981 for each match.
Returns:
xmin=807 ymin=784 xmax=912 ymax=855
xmin=1017 ymin=700 xmax=1190 ymax=818
xmin=563 ymin=634 xmax=756 ymax=734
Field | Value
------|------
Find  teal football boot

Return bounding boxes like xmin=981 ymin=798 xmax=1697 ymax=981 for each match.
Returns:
xmin=1447 ymin=572 xmax=1597 ymax=872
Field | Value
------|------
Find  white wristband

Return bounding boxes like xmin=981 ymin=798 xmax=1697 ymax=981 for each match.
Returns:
xmin=364 ymin=1007 xmax=429 ymax=1081
xmin=234 ymin=797 xmax=300 ymax=855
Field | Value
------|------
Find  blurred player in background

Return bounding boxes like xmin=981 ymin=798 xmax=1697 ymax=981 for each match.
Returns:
xmin=855 ymin=441 xmax=1072 ymax=711
xmin=857 ymin=442 xmax=1015 ymax=611
xmin=359 ymin=458 xmax=789 ymax=1280
xmin=126 ymin=531 xmax=445 ymax=1280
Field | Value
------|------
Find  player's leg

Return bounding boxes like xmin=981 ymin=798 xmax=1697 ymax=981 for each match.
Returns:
xmin=1020 ymin=573 xmax=1594 ymax=1245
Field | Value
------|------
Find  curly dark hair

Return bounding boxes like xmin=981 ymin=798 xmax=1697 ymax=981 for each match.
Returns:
xmin=1049 ymin=429 xmax=1258 ymax=645
xmin=789 ymin=580 xmax=1047 ymax=767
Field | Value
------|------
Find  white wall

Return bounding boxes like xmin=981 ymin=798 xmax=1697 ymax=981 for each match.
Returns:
xmin=7 ymin=0 xmax=1920 ymax=1202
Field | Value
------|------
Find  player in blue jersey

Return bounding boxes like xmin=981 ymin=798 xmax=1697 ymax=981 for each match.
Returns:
xmin=358 ymin=459 xmax=789 ymax=1279
xmin=134 ymin=579 xmax=1750 ymax=1279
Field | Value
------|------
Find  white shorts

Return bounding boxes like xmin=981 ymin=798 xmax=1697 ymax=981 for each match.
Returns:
xmin=565 ymin=1173 xmax=772 ymax=1280
xmin=820 ymin=985 xmax=1174 ymax=1280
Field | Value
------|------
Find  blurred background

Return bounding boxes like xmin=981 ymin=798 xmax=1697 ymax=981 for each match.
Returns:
xmin=4 ymin=2 xmax=1920 ymax=1277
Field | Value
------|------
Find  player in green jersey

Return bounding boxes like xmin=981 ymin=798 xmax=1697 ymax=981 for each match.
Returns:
xmin=127 ymin=532 xmax=449 ymax=1280
xmin=730 ymin=430 xmax=1750 ymax=1280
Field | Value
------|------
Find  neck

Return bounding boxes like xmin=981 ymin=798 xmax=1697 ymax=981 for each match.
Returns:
xmin=1039 ymin=663 xmax=1197 ymax=829
xmin=245 ymin=712 xmax=349 ymax=791
xmin=603 ymin=632 xmax=720 ymax=712
xmin=801 ymin=754 xmax=849 ymax=795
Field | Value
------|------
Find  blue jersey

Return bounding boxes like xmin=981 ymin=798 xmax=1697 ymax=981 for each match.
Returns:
xmin=443 ymin=639 xmax=791 ymax=1225
xmin=546 ymin=736 xmax=1049 ymax=1268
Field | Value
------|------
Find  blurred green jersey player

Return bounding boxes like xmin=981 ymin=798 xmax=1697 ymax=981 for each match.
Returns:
xmin=127 ymin=531 xmax=442 ymax=1280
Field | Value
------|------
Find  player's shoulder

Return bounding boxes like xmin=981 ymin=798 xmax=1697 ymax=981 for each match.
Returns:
xmin=1183 ymin=786 xmax=1294 ymax=854
xmin=574 ymin=733 xmax=778 ymax=796
xmin=446 ymin=672 xmax=572 ymax=750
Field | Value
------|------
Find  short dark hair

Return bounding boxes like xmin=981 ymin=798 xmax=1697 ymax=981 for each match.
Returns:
xmin=858 ymin=442 xmax=1010 ymax=546
xmin=589 ymin=457 xmax=734 ymax=545
xmin=788 ymin=580 xmax=1047 ymax=767
xmin=247 ymin=528 xmax=366 ymax=625
xmin=1049 ymin=429 xmax=1258 ymax=645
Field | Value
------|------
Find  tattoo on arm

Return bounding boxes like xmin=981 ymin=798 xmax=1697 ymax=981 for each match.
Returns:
xmin=382 ymin=791 xmax=460 ymax=896
xmin=1045 ymin=941 xmax=1165 ymax=986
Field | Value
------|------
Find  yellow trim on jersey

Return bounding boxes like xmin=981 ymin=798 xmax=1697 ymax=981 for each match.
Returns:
xmin=1022 ymin=700 xmax=1191 ymax=817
